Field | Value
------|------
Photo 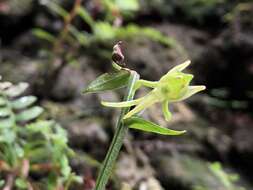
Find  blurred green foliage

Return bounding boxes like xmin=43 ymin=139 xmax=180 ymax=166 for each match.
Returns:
xmin=141 ymin=0 xmax=229 ymax=23
xmin=33 ymin=0 xmax=182 ymax=57
xmin=0 ymin=78 xmax=80 ymax=189
xmin=177 ymin=0 xmax=225 ymax=22
xmin=208 ymin=162 xmax=245 ymax=190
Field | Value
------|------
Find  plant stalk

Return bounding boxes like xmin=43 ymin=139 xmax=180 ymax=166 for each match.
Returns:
xmin=94 ymin=71 xmax=139 ymax=190
xmin=34 ymin=0 xmax=83 ymax=98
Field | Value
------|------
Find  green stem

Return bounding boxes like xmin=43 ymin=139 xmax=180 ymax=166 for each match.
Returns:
xmin=94 ymin=71 xmax=139 ymax=190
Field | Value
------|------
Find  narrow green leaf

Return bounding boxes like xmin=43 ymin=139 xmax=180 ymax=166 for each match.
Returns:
xmin=46 ymin=1 xmax=68 ymax=18
xmin=69 ymin=26 xmax=88 ymax=46
xmin=209 ymin=162 xmax=233 ymax=188
xmin=77 ymin=7 xmax=94 ymax=28
xmin=16 ymin=106 xmax=44 ymax=122
xmin=12 ymin=96 xmax=37 ymax=110
xmin=124 ymin=117 xmax=186 ymax=135
xmin=32 ymin=28 xmax=56 ymax=43
xmin=83 ymin=70 xmax=130 ymax=94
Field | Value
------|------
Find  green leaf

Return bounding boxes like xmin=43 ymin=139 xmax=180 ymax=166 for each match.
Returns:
xmin=11 ymin=96 xmax=37 ymax=110
xmin=32 ymin=28 xmax=56 ymax=43
xmin=115 ymin=0 xmax=139 ymax=11
xmin=60 ymin=155 xmax=71 ymax=178
xmin=83 ymin=70 xmax=130 ymax=94
xmin=0 ymin=180 xmax=5 ymax=187
xmin=0 ymin=97 xmax=6 ymax=106
xmin=25 ymin=120 xmax=52 ymax=133
xmin=209 ymin=162 xmax=232 ymax=188
xmin=0 ymin=117 xmax=14 ymax=128
xmin=69 ymin=26 xmax=88 ymax=46
xmin=124 ymin=117 xmax=186 ymax=135
xmin=0 ymin=129 xmax=16 ymax=143
xmin=78 ymin=7 xmax=94 ymax=28
xmin=46 ymin=1 xmax=68 ymax=18
xmin=14 ymin=144 xmax=24 ymax=158
xmin=47 ymin=173 xmax=58 ymax=190
xmin=16 ymin=106 xmax=44 ymax=122
xmin=15 ymin=178 xmax=28 ymax=189
xmin=5 ymin=83 xmax=28 ymax=97
xmin=94 ymin=22 xmax=116 ymax=40
xmin=0 ymin=107 xmax=11 ymax=117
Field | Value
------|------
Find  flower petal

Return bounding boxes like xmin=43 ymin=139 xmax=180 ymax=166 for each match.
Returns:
xmin=123 ymin=93 xmax=158 ymax=119
xmin=134 ymin=80 xmax=158 ymax=91
xmin=101 ymin=97 xmax=144 ymax=108
xmin=162 ymin=100 xmax=172 ymax=121
xmin=168 ymin=60 xmax=191 ymax=74
xmin=177 ymin=85 xmax=206 ymax=101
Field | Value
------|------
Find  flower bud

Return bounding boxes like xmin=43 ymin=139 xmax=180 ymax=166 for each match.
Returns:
xmin=112 ymin=41 xmax=125 ymax=65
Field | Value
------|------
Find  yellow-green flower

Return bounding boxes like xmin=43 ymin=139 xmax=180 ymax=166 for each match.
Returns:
xmin=102 ymin=60 xmax=206 ymax=121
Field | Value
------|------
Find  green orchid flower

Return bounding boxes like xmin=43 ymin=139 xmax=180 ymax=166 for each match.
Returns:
xmin=102 ymin=60 xmax=206 ymax=121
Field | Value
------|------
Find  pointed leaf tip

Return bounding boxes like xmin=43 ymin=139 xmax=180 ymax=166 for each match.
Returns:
xmin=124 ymin=117 xmax=186 ymax=136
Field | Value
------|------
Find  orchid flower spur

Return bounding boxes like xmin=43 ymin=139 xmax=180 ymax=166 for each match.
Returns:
xmin=101 ymin=60 xmax=206 ymax=121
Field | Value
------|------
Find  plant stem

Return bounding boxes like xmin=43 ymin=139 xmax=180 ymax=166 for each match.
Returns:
xmin=53 ymin=0 xmax=82 ymax=54
xmin=94 ymin=71 xmax=139 ymax=190
xmin=34 ymin=0 xmax=83 ymax=98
